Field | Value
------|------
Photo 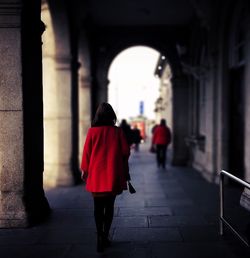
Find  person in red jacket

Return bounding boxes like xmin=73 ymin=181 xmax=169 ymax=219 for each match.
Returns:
xmin=81 ymin=102 xmax=130 ymax=252
xmin=152 ymin=119 xmax=171 ymax=169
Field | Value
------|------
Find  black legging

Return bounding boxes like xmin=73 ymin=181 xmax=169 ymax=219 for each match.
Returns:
xmin=156 ymin=144 xmax=167 ymax=168
xmin=94 ymin=196 xmax=116 ymax=236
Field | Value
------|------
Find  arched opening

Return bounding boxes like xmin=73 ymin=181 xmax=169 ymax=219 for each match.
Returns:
xmin=107 ymin=46 xmax=173 ymax=144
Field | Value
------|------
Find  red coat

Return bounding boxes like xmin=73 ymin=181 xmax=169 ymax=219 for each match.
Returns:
xmin=152 ymin=125 xmax=171 ymax=145
xmin=81 ymin=126 xmax=130 ymax=193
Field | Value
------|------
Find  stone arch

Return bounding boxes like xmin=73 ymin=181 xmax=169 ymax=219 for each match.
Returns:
xmin=93 ymin=38 xmax=188 ymax=165
xmin=98 ymin=42 xmax=180 ymax=93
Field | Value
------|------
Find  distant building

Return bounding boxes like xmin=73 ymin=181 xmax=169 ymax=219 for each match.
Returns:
xmin=154 ymin=57 xmax=173 ymax=132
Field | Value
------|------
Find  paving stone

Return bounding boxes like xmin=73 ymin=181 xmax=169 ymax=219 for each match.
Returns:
xmin=165 ymin=191 xmax=188 ymax=198
xmin=67 ymin=242 xmax=151 ymax=258
xmin=145 ymin=197 xmax=170 ymax=207
xmin=113 ymin=216 xmax=148 ymax=228
xmin=38 ymin=228 xmax=96 ymax=244
xmin=140 ymin=192 xmax=167 ymax=198
xmin=42 ymin=213 xmax=96 ymax=229
xmin=118 ymin=207 xmax=172 ymax=216
xmin=0 ymin=245 xmax=71 ymax=258
xmin=40 ymin=209 xmax=95 ymax=230
xmin=151 ymin=242 xmax=243 ymax=258
xmin=65 ymin=243 xmax=128 ymax=258
xmin=113 ymin=227 xmax=182 ymax=242
xmin=149 ymin=215 xmax=208 ymax=227
xmin=0 ymin=229 xmax=43 ymax=245
xmin=179 ymin=226 xmax=221 ymax=242
xmin=115 ymin=197 xmax=145 ymax=207
xmin=145 ymin=198 xmax=194 ymax=207
xmin=171 ymin=206 xmax=202 ymax=215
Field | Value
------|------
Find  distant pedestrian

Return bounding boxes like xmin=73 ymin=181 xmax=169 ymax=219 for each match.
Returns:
xmin=151 ymin=123 xmax=158 ymax=134
xmin=81 ymin=102 xmax=130 ymax=252
xmin=120 ymin=119 xmax=133 ymax=146
xmin=152 ymin=119 xmax=171 ymax=169
xmin=132 ymin=125 xmax=142 ymax=152
xmin=150 ymin=123 xmax=158 ymax=152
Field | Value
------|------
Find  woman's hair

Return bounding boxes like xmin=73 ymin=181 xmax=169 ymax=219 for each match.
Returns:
xmin=91 ymin=102 xmax=117 ymax=127
xmin=160 ymin=119 xmax=166 ymax=126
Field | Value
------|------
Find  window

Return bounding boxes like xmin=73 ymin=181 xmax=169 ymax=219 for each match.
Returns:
xmin=229 ymin=6 xmax=247 ymax=67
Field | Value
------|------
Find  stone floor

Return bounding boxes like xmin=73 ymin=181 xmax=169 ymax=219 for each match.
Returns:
xmin=0 ymin=143 xmax=250 ymax=257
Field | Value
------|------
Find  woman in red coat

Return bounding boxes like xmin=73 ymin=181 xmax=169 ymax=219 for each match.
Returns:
xmin=152 ymin=119 xmax=171 ymax=169
xmin=81 ymin=102 xmax=130 ymax=252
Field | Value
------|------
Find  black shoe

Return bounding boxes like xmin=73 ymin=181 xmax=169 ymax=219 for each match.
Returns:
xmin=97 ymin=234 xmax=104 ymax=253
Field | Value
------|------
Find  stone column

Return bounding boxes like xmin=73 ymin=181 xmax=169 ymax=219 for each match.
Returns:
xmin=0 ymin=0 xmax=50 ymax=227
xmin=171 ymin=77 xmax=189 ymax=165
xmin=43 ymin=56 xmax=75 ymax=187
xmin=92 ymin=68 xmax=109 ymax=111
xmin=56 ymin=57 xmax=74 ymax=186
xmin=240 ymin=17 xmax=250 ymax=211
xmin=96 ymin=78 xmax=109 ymax=105
xmin=78 ymin=33 xmax=92 ymax=167
xmin=79 ymin=75 xmax=91 ymax=164
xmin=0 ymin=2 xmax=27 ymax=227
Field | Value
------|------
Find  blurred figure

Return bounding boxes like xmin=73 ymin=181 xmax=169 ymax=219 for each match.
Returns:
xmin=120 ymin=119 xmax=133 ymax=146
xmin=151 ymin=123 xmax=158 ymax=134
xmin=152 ymin=119 xmax=171 ymax=169
xmin=81 ymin=103 xmax=130 ymax=252
xmin=132 ymin=125 xmax=142 ymax=152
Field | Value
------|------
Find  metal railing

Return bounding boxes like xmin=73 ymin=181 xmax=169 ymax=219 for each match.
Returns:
xmin=219 ymin=169 xmax=250 ymax=247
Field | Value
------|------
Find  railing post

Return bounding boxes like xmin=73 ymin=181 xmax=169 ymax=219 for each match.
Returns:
xmin=219 ymin=170 xmax=250 ymax=246
xmin=219 ymin=172 xmax=224 ymax=235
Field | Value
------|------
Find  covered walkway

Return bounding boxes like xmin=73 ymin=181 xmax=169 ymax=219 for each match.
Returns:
xmin=0 ymin=143 xmax=249 ymax=258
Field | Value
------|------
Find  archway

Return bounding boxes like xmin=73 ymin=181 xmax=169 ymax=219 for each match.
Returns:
xmin=91 ymin=38 xmax=189 ymax=165
xmin=107 ymin=45 xmax=173 ymax=147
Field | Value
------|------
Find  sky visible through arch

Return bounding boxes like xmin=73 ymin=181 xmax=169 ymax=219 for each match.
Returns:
xmin=108 ymin=46 xmax=160 ymax=122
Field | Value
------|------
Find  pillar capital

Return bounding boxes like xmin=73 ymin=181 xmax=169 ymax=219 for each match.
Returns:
xmin=80 ymin=75 xmax=92 ymax=87
xmin=0 ymin=2 xmax=21 ymax=28
xmin=55 ymin=55 xmax=72 ymax=70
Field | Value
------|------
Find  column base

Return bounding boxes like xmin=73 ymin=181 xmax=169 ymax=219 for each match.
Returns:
xmin=44 ymin=163 xmax=75 ymax=187
xmin=0 ymin=218 xmax=28 ymax=228
xmin=0 ymin=191 xmax=28 ymax=228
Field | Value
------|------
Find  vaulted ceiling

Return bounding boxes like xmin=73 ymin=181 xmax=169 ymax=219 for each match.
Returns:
xmin=69 ymin=0 xmax=200 ymax=28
